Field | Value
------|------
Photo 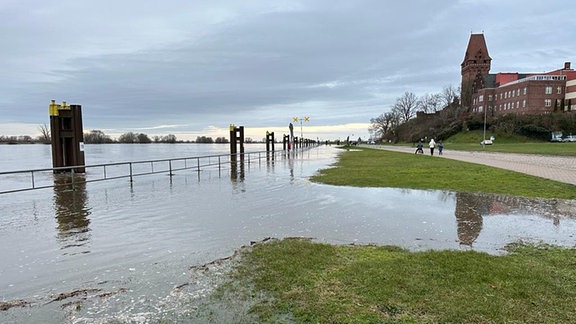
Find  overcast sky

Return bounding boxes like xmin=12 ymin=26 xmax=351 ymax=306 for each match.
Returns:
xmin=1 ymin=0 xmax=574 ymax=141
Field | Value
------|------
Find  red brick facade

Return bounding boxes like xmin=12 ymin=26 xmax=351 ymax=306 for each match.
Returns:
xmin=463 ymin=34 xmax=576 ymax=115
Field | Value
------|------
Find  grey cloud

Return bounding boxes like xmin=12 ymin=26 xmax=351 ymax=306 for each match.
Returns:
xmin=2 ymin=0 xmax=575 ymax=136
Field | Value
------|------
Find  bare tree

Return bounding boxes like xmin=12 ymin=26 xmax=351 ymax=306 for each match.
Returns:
xmin=370 ymin=111 xmax=400 ymax=140
xmin=392 ymin=92 xmax=419 ymax=123
xmin=440 ymin=85 xmax=459 ymax=109
xmin=161 ymin=134 xmax=177 ymax=143
xmin=195 ymin=136 xmax=214 ymax=143
xmin=418 ymin=93 xmax=442 ymax=113
xmin=137 ymin=133 xmax=152 ymax=143
xmin=84 ymin=130 xmax=113 ymax=143
xmin=118 ymin=132 xmax=138 ymax=143
xmin=38 ymin=124 xmax=51 ymax=143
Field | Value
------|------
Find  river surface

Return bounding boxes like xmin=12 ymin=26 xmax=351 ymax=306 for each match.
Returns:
xmin=1 ymin=144 xmax=576 ymax=322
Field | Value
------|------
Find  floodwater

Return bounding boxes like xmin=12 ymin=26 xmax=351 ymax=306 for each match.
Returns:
xmin=1 ymin=144 xmax=576 ymax=322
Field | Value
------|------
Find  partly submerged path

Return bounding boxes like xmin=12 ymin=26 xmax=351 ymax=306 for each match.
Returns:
xmin=363 ymin=144 xmax=576 ymax=186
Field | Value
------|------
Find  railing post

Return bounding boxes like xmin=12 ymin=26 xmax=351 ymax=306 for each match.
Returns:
xmin=2 ymin=149 xmax=306 ymax=194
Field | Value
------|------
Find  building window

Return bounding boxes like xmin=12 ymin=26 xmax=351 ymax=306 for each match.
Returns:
xmin=558 ymin=87 xmax=562 ymax=94
xmin=545 ymin=99 xmax=552 ymax=107
xmin=488 ymin=95 xmax=493 ymax=101
xmin=522 ymin=100 xmax=526 ymax=108
xmin=545 ymin=86 xmax=552 ymax=94
xmin=523 ymin=87 xmax=527 ymax=95
xmin=517 ymin=89 xmax=520 ymax=96
xmin=479 ymin=95 xmax=484 ymax=102
xmin=516 ymin=101 xmax=519 ymax=109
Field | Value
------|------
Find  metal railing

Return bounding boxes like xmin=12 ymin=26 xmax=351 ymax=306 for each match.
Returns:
xmin=0 ymin=149 xmax=289 ymax=195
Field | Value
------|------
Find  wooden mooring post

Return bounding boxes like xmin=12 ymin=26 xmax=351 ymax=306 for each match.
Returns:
xmin=265 ymin=131 xmax=275 ymax=153
xmin=229 ymin=124 xmax=245 ymax=157
xmin=49 ymin=100 xmax=85 ymax=173
xmin=229 ymin=125 xmax=245 ymax=181
xmin=282 ymin=134 xmax=290 ymax=151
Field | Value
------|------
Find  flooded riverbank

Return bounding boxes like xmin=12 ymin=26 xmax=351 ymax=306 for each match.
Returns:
xmin=1 ymin=145 xmax=576 ymax=322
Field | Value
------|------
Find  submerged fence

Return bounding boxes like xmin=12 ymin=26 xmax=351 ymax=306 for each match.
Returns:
xmin=0 ymin=149 xmax=290 ymax=195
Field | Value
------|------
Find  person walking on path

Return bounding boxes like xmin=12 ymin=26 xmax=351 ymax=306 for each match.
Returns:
xmin=438 ymin=141 xmax=443 ymax=155
xmin=429 ymin=138 xmax=436 ymax=156
xmin=415 ymin=140 xmax=424 ymax=154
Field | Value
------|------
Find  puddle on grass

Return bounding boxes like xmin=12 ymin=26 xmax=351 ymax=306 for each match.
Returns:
xmin=1 ymin=145 xmax=576 ymax=322
xmin=453 ymin=192 xmax=575 ymax=247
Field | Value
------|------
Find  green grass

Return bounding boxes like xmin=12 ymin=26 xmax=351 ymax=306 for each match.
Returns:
xmin=230 ymin=239 xmax=576 ymax=323
xmin=214 ymin=144 xmax=576 ymax=323
xmin=430 ymin=130 xmax=576 ymax=156
xmin=446 ymin=130 xmax=529 ymax=144
xmin=445 ymin=141 xmax=576 ymax=155
xmin=310 ymin=147 xmax=576 ymax=199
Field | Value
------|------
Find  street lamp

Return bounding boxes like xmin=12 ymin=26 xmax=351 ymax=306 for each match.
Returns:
xmin=293 ymin=116 xmax=309 ymax=139
xmin=482 ymin=105 xmax=487 ymax=149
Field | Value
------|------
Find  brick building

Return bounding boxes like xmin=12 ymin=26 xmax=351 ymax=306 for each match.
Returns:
xmin=461 ymin=34 xmax=576 ymax=116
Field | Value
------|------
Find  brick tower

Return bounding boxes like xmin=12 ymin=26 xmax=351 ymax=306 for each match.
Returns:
xmin=461 ymin=33 xmax=491 ymax=109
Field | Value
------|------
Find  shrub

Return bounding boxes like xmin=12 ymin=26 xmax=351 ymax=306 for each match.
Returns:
xmin=516 ymin=124 xmax=551 ymax=141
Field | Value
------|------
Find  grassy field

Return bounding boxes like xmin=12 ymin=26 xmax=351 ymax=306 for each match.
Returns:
xmin=442 ymin=142 xmax=576 ymax=155
xmin=229 ymin=238 xmax=576 ymax=323
xmin=214 ymin=144 xmax=576 ymax=323
xmin=420 ymin=130 xmax=576 ymax=156
xmin=310 ymin=147 xmax=576 ymax=199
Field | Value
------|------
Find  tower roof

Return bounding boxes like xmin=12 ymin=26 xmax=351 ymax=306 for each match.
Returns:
xmin=461 ymin=33 xmax=491 ymax=67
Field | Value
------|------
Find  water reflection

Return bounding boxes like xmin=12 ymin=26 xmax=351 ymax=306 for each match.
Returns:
xmin=53 ymin=174 xmax=91 ymax=254
xmin=230 ymin=155 xmax=245 ymax=183
xmin=455 ymin=192 xmax=576 ymax=246
xmin=288 ymin=152 xmax=295 ymax=180
xmin=455 ymin=192 xmax=485 ymax=246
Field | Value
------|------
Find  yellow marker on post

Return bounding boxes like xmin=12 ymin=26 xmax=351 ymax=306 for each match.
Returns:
xmin=49 ymin=99 xmax=60 ymax=116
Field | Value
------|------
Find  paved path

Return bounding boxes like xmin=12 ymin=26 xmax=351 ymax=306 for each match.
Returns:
xmin=362 ymin=145 xmax=576 ymax=186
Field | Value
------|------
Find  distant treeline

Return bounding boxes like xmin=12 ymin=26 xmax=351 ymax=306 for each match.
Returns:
xmin=0 ymin=135 xmax=41 ymax=144
xmin=85 ymin=131 xmax=232 ymax=144
xmin=0 ymin=129 xmax=235 ymax=144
